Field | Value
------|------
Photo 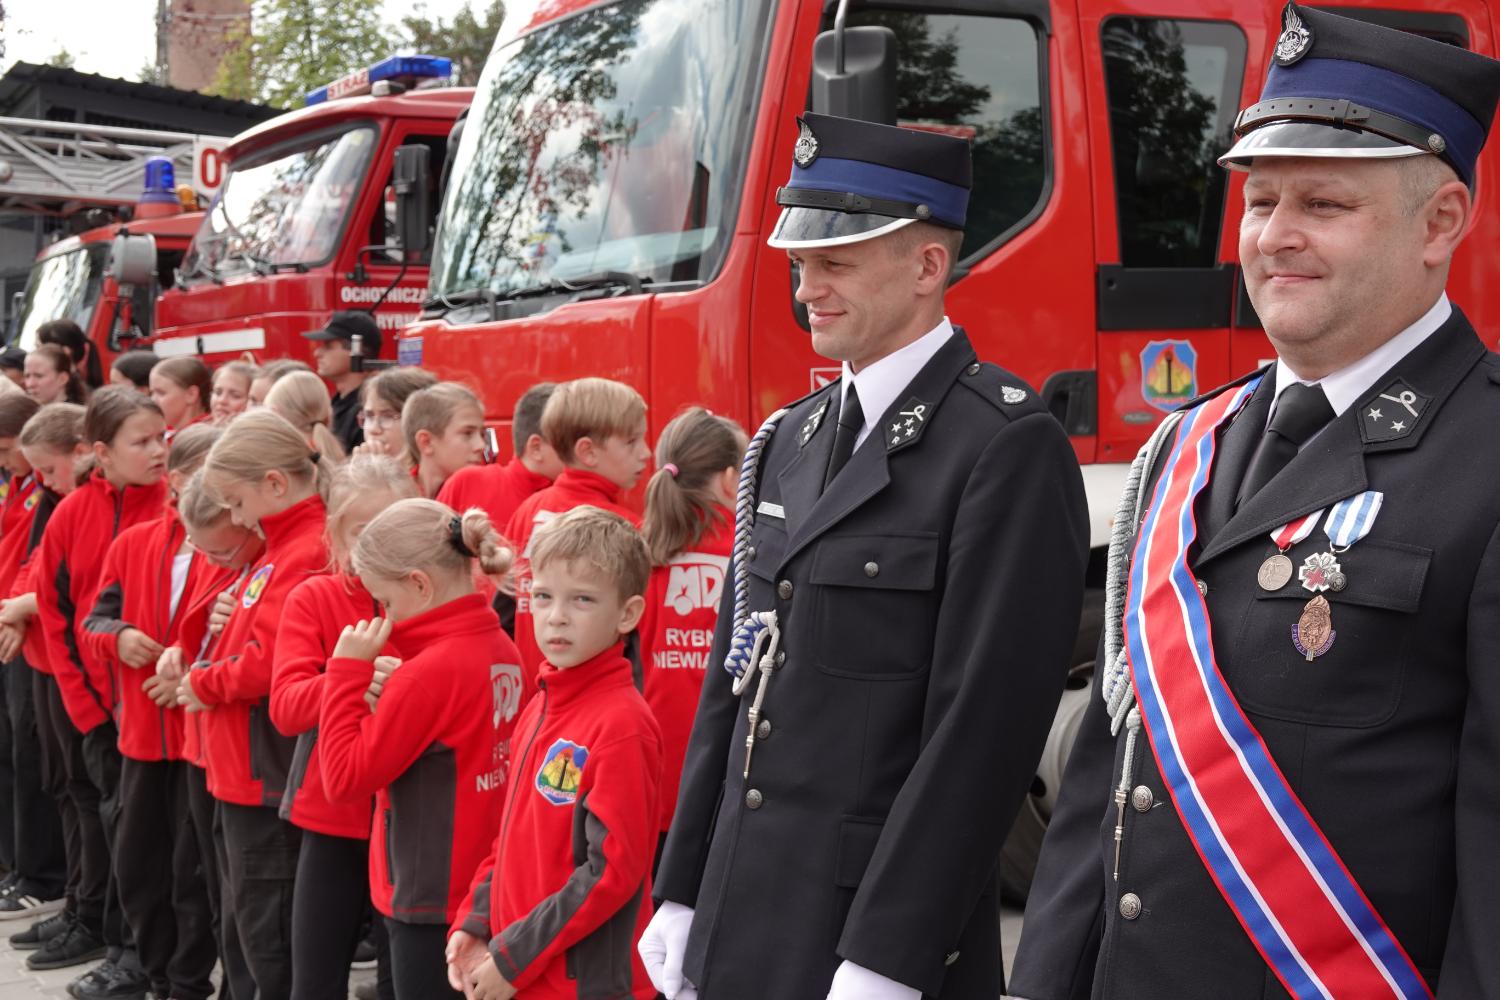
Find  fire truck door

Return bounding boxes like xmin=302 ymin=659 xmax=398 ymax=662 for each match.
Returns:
xmin=1078 ymin=0 xmax=1264 ymax=463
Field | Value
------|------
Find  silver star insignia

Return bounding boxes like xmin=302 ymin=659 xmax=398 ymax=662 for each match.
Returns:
xmin=905 ymin=418 xmax=916 ymax=430
xmin=1368 ymin=408 xmax=1382 ymax=421
xmin=1391 ymin=420 xmax=1406 ymax=433
xmin=890 ymin=422 xmax=901 ymax=435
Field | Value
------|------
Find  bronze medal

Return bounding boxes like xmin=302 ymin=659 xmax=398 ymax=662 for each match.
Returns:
xmin=1292 ymin=595 xmax=1336 ymax=661
xmin=1257 ymin=554 xmax=1295 ymax=591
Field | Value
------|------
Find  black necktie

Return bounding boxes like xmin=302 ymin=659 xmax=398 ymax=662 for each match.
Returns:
xmin=824 ymin=384 xmax=864 ymax=490
xmin=1236 ymin=381 xmax=1335 ymax=507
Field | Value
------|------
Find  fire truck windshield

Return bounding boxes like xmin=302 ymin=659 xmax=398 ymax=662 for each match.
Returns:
xmin=429 ymin=0 xmax=770 ymax=305
xmin=11 ymin=244 xmax=109 ymax=349
xmin=182 ymin=125 xmax=377 ymax=282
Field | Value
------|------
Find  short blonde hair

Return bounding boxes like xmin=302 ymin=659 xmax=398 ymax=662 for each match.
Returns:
xmin=529 ymin=505 xmax=650 ymax=599
xmin=540 ymin=378 xmax=646 ymax=462
xmin=352 ymin=498 xmax=512 ymax=583
xmin=402 ymin=382 xmax=482 ymax=459
xmin=266 ymin=370 xmax=346 ymax=463
xmin=326 ymin=454 xmax=420 ymax=570
xmin=168 ymin=422 xmax=222 ymax=476
xmin=204 ymin=409 xmax=336 ymax=503
xmin=178 ymin=469 xmax=229 ymax=531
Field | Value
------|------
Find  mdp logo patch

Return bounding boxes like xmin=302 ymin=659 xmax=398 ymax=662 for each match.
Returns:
xmin=242 ymin=565 xmax=274 ymax=609
xmin=535 ymin=739 xmax=589 ymax=807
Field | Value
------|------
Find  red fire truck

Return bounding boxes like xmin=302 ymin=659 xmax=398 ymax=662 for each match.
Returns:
xmin=398 ymin=0 xmax=1499 ymax=893
xmin=152 ymin=57 xmax=470 ymax=363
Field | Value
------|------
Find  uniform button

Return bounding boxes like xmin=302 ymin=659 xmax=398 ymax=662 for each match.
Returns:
xmin=1131 ymin=786 xmax=1154 ymax=813
xmin=774 ymin=651 xmax=786 ymax=669
xmin=1119 ymin=892 xmax=1142 ymax=920
xmin=965 ymin=363 xmax=981 ymax=376
xmin=864 ymin=561 xmax=879 ymax=578
xmin=944 ymin=951 xmax=960 ymax=966
xmin=777 ymin=580 xmax=794 ymax=600
xmin=1195 ymin=579 xmax=1208 ymax=596
xmin=756 ymin=719 xmax=772 ymax=740
xmin=745 ymin=789 xmax=763 ymax=810
xmin=747 ymin=546 xmax=757 ymax=561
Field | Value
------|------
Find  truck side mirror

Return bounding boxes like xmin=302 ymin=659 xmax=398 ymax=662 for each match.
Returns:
xmin=810 ymin=0 xmax=897 ymax=124
xmin=393 ymin=144 xmax=432 ymax=259
xmin=109 ymin=232 xmax=157 ymax=287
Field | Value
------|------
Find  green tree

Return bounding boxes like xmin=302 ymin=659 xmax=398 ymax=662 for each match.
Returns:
xmin=209 ymin=0 xmax=395 ymax=109
xmin=46 ymin=47 xmax=76 ymax=69
xmin=399 ymin=0 xmax=505 ymax=86
xmin=136 ymin=60 xmax=168 ymax=86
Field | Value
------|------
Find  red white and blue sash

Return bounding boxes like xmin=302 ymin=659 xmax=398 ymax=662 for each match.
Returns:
xmin=1124 ymin=379 xmax=1430 ymax=1000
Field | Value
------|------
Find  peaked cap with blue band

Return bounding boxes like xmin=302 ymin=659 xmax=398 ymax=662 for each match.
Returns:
xmin=1220 ymin=3 xmax=1500 ymax=185
xmin=768 ymin=113 xmax=972 ymax=249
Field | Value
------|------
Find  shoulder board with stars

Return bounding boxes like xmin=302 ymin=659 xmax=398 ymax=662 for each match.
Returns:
xmin=799 ymin=395 xmax=832 ymax=448
xmin=887 ymin=396 xmax=933 ymax=453
xmin=1360 ymin=378 xmax=1430 ymax=444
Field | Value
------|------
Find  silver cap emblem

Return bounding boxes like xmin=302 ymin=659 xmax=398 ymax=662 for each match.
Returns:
xmin=1275 ymin=7 xmax=1313 ymax=66
xmin=794 ymin=120 xmax=819 ymax=168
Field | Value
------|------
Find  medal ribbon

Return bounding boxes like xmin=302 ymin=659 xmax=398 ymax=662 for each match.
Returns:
xmin=1324 ymin=491 xmax=1384 ymax=549
xmin=1125 ymin=379 xmax=1430 ymax=1000
xmin=1270 ymin=509 xmax=1324 ymax=551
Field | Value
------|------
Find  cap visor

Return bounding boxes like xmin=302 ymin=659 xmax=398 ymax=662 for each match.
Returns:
xmin=767 ymin=207 xmax=915 ymax=249
xmin=1220 ymin=121 xmax=1428 ymax=169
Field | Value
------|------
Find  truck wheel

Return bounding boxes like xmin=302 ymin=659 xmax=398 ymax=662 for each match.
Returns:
xmin=998 ymin=587 xmax=1103 ymax=904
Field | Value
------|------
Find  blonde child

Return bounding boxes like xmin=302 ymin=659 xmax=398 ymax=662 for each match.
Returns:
xmin=318 ymin=499 xmax=520 ymax=999
xmin=403 ymin=382 xmax=486 ymax=498
xmin=266 ymin=370 xmax=347 ymax=463
xmin=354 ymin=367 xmax=437 ymax=466
xmin=149 ymin=357 xmax=212 ymax=435
xmin=210 ymin=361 xmax=257 ymax=425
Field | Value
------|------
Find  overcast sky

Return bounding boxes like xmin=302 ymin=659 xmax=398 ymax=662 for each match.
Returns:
xmin=3 ymin=0 xmax=477 ymax=83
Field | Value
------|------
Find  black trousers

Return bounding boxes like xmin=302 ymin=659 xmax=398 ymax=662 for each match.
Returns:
xmin=115 ymin=759 xmax=215 ymax=1000
xmin=188 ymin=766 xmax=253 ymax=1000
xmin=33 ymin=671 xmax=80 ymax=915
xmin=78 ymin=722 xmax=136 ymax=964
xmin=47 ymin=690 xmax=115 ymax=941
xmin=289 ymin=830 xmax=366 ymax=1000
xmin=3 ymin=658 xmax=64 ymax=897
xmin=384 ymin=918 xmax=460 ymax=1000
xmin=218 ymin=801 xmax=301 ymax=1000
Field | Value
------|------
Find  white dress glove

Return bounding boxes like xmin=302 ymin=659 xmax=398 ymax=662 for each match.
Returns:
xmin=825 ymin=960 xmax=921 ymax=1000
xmin=638 ymin=901 xmax=697 ymax=999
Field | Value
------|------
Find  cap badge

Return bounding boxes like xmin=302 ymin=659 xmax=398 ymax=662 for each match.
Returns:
xmin=1428 ymin=133 xmax=1447 ymax=153
xmin=1002 ymin=386 xmax=1028 ymax=405
xmin=794 ymin=120 xmax=820 ymax=168
xmin=1275 ymin=7 xmax=1313 ymax=66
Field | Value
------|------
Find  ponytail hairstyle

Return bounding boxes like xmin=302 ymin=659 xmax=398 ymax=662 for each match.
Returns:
xmin=84 ymin=384 xmax=163 ymax=445
xmin=352 ymin=499 xmax=512 ymax=585
xmin=19 ymin=401 xmax=90 ymax=487
xmin=36 ymin=318 xmax=103 ymax=390
xmin=30 ymin=344 xmax=87 ymax=404
xmin=642 ymin=407 xmax=747 ymax=565
xmin=153 ymin=356 xmax=213 ymax=417
xmin=265 ymin=370 xmax=347 ymax=464
xmin=401 ymin=382 xmax=483 ymax=460
xmin=203 ymin=409 xmax=338 ymax=504
xmin=178 ymin=469 xmax=229 ymax=533
xmin=0 ymin=394 xmax=41 ymax=440
xmin=167 ymin=422 xmax=222 ymax=478
xmin=325 ymin=453 xmax=419 ymax=571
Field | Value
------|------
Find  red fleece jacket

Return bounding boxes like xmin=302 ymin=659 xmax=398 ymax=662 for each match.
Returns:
xmin=454 ymin=644 xmax=661 ymax=998
xmin=271 ymin=572 xmax=385 ymax=839
xmin=81 ymin=510 xmax=216 ymax=761
xmin=637 ymin=514 xmax=732 ymax=831
xmin=195 ymin=495 xmax=328 ymax=807
xmin=176 ymin=559 xmax=246 ymax=769
xmin=0 ymin=473 xmax=39 ymax=599
xmin=438 ymin=458 xmax=552 ymax=539
xmin=35 ymin=473 xmax=167 ymax=733
xmin=505 ymin=469 xmax=641 ymax=686
xmin=319 ymin=593 xmax=524 ymax=924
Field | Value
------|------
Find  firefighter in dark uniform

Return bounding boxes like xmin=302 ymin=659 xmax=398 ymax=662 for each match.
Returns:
xmin=1011 ymin=6 xmax=1500 ymax=998
xmin=638 ymin=114 xmax=1089 ymax=999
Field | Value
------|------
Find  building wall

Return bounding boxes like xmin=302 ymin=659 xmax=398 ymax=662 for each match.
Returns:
xmin=166 ymin=0 xmax=252 ymax=93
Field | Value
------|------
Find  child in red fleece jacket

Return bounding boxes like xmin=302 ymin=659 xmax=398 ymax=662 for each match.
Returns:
xmin=506 ymin=378 xmax=651 ymax=688
xmin=449 ymin=505 xmax=662 ymax=1000
xmin=637 ymin=408 xmax=745 ymax=839
xmin=319 ymin=498 xmax=523 ymax=1000
xmin=438 ymin=381 xmax=562 ymax=532
xmin=179 ymin=409 xmax=337 ymax=1000
xmin=79 ymin=423 xmax=221 ymax=1000
xmin=272 ymin=454 xmax=417 ymax=999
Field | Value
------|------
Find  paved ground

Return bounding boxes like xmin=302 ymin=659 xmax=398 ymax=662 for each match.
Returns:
xmin=0 ymin=908 xmax=1021 ymax=998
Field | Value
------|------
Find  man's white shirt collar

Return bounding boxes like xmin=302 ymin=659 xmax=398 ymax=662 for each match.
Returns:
xmin=1270 ymin=293 xmax=1451 ymax=432
xmin=840 ymin=317 xmax=955 ymax=449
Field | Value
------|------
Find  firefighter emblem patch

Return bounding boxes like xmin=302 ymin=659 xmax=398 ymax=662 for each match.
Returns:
xmin=242 ymin=565 xmax=274 ymax=609
xmin=536 ymin=739 xmax=589 ymax=807
xmin=794 ymin=119 xmax=820 ymax=167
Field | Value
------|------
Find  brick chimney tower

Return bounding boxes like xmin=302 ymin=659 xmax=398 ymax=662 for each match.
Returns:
xmin=163 ymin=0 xmax=252 ymax=92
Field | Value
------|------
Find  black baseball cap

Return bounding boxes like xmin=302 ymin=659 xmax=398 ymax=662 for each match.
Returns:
xmin=301 ymin=310 xmax=382 ymax=356
xmin=0 ymin=346 xmax=25 ymax=372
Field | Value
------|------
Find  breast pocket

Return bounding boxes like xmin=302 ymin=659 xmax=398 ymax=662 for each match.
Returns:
xmin=1230 ymin=539 xmax=1431 ymax=727
xmin=810 ymin=532 xmax=940 ymax=680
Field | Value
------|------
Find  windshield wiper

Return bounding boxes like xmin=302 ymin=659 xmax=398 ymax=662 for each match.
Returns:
xmin=425 ymin=272 xmax=649 ymax=319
